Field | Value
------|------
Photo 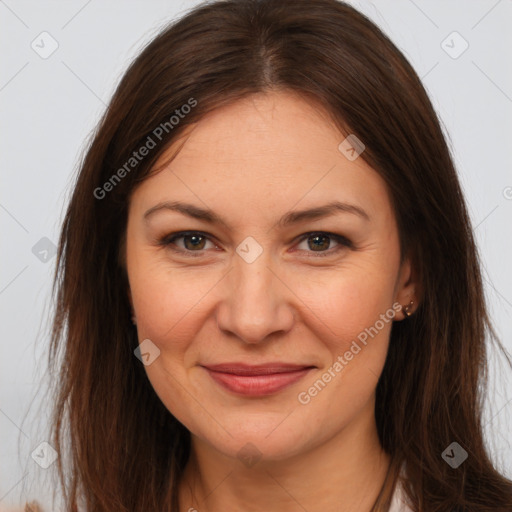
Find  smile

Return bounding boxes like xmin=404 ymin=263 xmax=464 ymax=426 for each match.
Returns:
xmin=201 ymin=363 xmax=315 ymax=396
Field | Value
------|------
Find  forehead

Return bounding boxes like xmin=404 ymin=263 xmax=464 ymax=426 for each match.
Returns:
xmin=130 ymin=91 xmax=395 ymax=231
xmin=175 ymin=91 xmax=347 ymax=172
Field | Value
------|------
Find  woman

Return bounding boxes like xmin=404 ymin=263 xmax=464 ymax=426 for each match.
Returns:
xmin=47 ymin=0 xmax=512 ymax=510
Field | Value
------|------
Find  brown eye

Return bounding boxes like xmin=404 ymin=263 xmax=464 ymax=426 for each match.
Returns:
xmin=306 ymin=234 xmax=331 ymax=251
xmin=159 ymin=231 xmax=216 ymax=255
xmin=182 ymin=234 xmax=207 ymax=250
xmin=295 ymin=232 xmax=352 ymax=256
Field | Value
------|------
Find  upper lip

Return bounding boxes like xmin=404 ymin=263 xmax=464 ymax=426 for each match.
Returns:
xmin=202 ymin=363 xmax=315 ymax=376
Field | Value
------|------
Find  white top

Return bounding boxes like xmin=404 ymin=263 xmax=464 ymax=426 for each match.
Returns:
xmin=388 ymin=477 xmax=413 ymax=512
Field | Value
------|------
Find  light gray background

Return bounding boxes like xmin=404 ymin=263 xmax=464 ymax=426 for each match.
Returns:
xmin=1 ymin=1 xmax=511 ymax=510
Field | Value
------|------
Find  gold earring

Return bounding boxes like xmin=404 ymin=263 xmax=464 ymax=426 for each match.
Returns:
xmin=402 ymin=301 xmax=414 ymax=318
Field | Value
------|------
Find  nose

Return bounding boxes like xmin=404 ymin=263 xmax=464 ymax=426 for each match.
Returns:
xmin=215 ymin=252 xmax=295 ymax=345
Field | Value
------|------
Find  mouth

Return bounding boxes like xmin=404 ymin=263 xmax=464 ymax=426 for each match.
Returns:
xmin=201 ymin=363 xmax=316 ymax=396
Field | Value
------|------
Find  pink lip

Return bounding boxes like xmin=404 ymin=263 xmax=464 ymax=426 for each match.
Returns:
xmin=202 ymin=363 xmax=315 ymax=396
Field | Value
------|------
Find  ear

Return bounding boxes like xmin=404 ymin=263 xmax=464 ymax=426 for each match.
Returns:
xmin=394 ymin=250 xmax=422 ymax=321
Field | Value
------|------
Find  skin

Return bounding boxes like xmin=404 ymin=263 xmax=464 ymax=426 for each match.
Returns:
xmin=125 ymin=90 xmax=419 ymax=512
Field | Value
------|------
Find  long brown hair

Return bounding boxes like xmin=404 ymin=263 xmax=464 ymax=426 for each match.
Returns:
xmin=48 ymin=0 xmax=512 ymax=510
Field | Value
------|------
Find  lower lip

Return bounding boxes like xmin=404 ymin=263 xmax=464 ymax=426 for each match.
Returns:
xmin=204 ymin=367 xmax=314 ymax=396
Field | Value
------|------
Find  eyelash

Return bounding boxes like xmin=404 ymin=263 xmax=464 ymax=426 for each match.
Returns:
xmin=157 ymin=231 xmax=353 ymax=258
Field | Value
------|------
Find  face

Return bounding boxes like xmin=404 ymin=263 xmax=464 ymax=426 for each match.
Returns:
xmin=125 ymin=91 xmax=415 ymax=462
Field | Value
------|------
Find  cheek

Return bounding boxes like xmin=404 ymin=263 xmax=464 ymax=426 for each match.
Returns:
xmin=128 ymin=255 xmax=220 ymax=356
xmin=293 ymin=261 xmax=397 ymax=403
xmin=127 ymin=258 xmax=215 ymax=426
xmin=295 ymin=261 xmax=396 ymax=344
xmin=297 ymin=300 xmax=394 ymax=427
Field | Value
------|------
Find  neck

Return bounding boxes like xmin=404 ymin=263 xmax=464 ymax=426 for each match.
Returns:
xmin=178 ymin=399 xmax=392 ymax=512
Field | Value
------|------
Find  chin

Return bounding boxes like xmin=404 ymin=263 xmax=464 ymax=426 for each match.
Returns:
xmin=193 ymin=413 xmax=322 ymax=465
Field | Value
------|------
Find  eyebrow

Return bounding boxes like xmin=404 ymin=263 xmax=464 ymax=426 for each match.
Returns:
xmin=143 ymin=200 xmax=370 ymax=228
